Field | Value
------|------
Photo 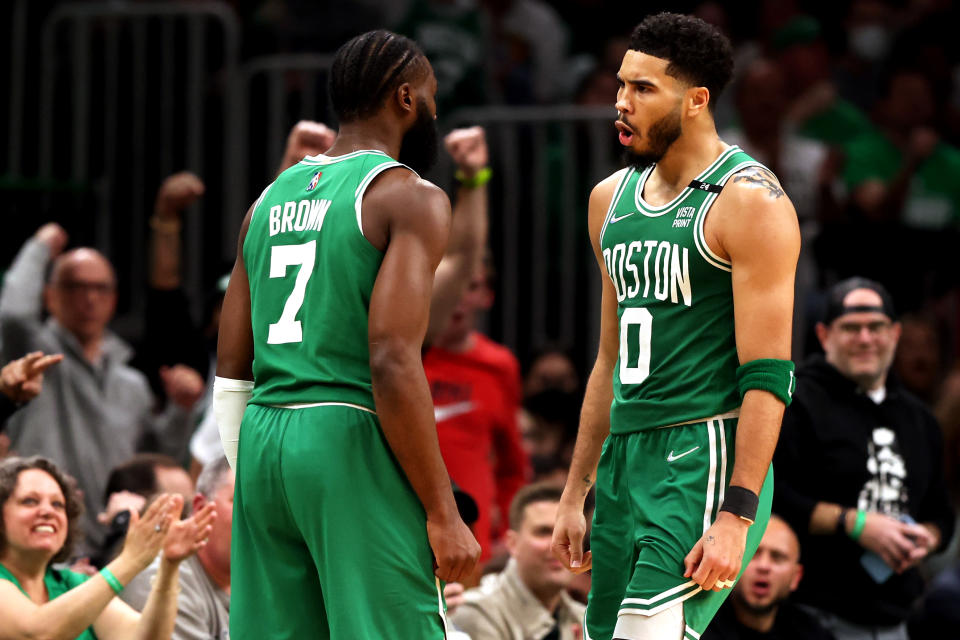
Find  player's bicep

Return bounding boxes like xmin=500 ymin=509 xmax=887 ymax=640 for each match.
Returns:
xmin=216 ymin=205 xmax=255 ymax=380
xmin=369 ymin=189 xmax=451 ymax=351
xmin=725 ymin=188 xmax=800 ymax=363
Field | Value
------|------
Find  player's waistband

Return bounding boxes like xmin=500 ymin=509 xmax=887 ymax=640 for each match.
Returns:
xmin=265 ymin=401 xmax=377 ymax=415
xmin=656 ymin=408 xmax=740 ymax=429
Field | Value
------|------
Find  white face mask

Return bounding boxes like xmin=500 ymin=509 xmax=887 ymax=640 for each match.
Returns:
xmin=849 ymin=24 xmax=890 ymax=62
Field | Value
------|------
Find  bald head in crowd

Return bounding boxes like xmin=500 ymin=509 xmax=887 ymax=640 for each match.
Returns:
xmin=45 ymin=248 xmax=117 ymax=351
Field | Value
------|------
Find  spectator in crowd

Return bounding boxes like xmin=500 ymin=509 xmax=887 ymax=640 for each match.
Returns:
xmin=0 ymin=224 xmax=204 ymax=552
xmin=772 ymin=15 xmax=873 ymax=146
xmin=523 ymin=345 xmax=579 ymax=397
xmin=0 ymin=352 xmax=62 ymax=428
xmin=773 ymin=276 xmax=955 ymax=640
xmin=93 ymin=454 xmax=195 ymax=568
xmin=0 ymin=455 xmax=215 ymax=640
xmin=703 ymin=515 xmax=835 ymax=640
xmin=519 ymin=346 xmax=580 ymax=484
xmin=893 ymin=312 xmax=944 ymax=406
xmin=451 ymin=482 xmax=585 ymax=639
xmin=122 ymin=456 xmax=233 ymax=640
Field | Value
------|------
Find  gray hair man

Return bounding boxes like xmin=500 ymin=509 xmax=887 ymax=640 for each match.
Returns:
xmin=122 ymin=456 xmax=234 ymax=640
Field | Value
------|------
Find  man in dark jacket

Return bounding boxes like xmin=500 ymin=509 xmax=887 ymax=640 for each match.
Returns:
xmin=773 ymin=277 xmax=954 ymax=640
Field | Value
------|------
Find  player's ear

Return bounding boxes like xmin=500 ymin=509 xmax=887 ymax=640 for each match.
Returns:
xmin=686 ymin=86 xmax=710 ymax=117
xmin=396 ymin=83 xmax=414 ymax=114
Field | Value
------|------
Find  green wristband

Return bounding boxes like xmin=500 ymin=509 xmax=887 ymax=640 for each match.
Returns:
xmin=100 ymin=567 xmax=124 ymax=595
xmin=454 ymin=166 xmax=492 ymax=188
xmin=849 ymin=509 xmax=867 ymax=541
xmin=736 ymin=358 xmax=796 ymax=406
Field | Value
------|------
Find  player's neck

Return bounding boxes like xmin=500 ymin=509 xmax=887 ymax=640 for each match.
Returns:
xmin=325 ymin=121 xmax=400 ymax=160
xmin=648 ymin=125 xmax=727 ymax=197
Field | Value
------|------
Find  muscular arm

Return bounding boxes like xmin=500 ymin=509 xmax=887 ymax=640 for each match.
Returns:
xmin=722 ymin=166 xmax=800 ymax=494
xmin=683 ymin=165 xmax=800 ymax=591
xmin=552 ymin=173 xmax=623 ymax=571
xmin=366 ymin=172 xmax=480 ymax=582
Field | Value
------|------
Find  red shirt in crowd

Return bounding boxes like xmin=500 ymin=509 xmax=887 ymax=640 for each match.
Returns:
xmin=424 ymin=331 xmax=530 ymax=561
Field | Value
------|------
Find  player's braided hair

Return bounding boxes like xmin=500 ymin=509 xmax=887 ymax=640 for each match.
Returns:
xmin=630 ymin=12 xmax=734 ymax=111
xmin=329 ymin=30 xmax=428 ymax=123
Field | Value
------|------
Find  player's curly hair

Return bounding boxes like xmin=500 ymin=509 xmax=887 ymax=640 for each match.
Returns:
xmin=630 ymin=13 xmax=734 ymax=111
xmin=329 ymin=30 xmax=428 ymax=123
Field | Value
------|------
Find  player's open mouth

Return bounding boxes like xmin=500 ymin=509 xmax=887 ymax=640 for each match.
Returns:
xmin=615 ymin=120 xmax=635 ymax=145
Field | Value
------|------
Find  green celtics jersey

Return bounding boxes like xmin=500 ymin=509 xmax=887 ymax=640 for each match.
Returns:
xmin=599 ymin=145 xmax=765 ymax=433
xmin=243 ymin=150 xmax=409 ymax=409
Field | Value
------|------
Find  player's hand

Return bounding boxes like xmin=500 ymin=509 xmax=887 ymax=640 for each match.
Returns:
xmin=444 ymin=126 xmax=488 ymax=178
xmin=684 ymin=511 xmax=748 ymax=591
xmin=426 ymin=512 xmax=481 ymax=583
xmin=160 ymin=364 xmax=206 ymax=409
xmin=0 ymin=351 xmax=63 ymax=404
xmin=281 ymin=120 xmax=337 ymax=170
xmin=858 ymin=512 xmax=926 ymax=573
xmin=551 ymin=501 xmax=592 ymax=574
xmin=155 ymin=171 xmax=205 ymax=219
xmin=35 ymin=223 xmax=68 ymax=257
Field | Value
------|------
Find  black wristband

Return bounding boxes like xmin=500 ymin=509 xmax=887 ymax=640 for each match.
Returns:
xmin=720 ymin=486 xmax=759 ymax=524
xmin=836 ymin=507 xmax=849 ymax=535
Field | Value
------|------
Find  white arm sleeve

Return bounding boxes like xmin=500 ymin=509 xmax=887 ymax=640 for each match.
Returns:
xmin=213 ymin=376 xmax=254 ymax=469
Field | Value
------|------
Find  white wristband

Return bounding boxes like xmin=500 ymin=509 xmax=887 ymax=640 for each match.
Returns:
xmin=212 ymin=376 xmax=253 ymax=470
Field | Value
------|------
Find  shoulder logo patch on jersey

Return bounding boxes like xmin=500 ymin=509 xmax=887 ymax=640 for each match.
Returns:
xmin=666 ymin=446 xmax=700 ymax=462
xmin=306 ymin=171 xmax=322 ymax=191
xmin=609 ymin=211 xmax=636 ymax=224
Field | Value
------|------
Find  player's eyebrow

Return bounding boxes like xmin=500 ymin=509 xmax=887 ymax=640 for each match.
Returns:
xmin=616 ymin=74 xmax=657 ymax=89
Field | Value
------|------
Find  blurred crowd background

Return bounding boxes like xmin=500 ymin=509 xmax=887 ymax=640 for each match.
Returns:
xmin=3 ymin=0 xmax=960 ymax=638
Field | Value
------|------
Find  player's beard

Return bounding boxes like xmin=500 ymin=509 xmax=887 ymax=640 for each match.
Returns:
xmin=621 ymin=102 xmax=682 ymax=171
xmin=398 ymin=98 xmax=439 ymax=174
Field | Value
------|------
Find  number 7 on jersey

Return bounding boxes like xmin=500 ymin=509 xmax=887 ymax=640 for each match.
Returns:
xmin=267 ymin=241 xmax=316 ymax=344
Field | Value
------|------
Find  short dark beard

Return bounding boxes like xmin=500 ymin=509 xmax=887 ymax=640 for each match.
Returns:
xmin=732 ymin=589 xmax=788 ymax=617
xmin=621 ymin=102 xmax=683 ymax=171
xmin=398 ymin=98 xmax=439 ymax=174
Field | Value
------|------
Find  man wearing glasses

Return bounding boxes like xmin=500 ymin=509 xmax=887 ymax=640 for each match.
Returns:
xmin=772 ymin=277 xmax=954 ymax=640
xmin=0 ymin=223 xmax=201 ymax=556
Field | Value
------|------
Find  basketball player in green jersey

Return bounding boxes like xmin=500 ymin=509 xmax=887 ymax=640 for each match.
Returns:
xmin=214 ymin=30 xmax=480 ymax=639
xmin=551 ymin=13 xmax=801 ymax=640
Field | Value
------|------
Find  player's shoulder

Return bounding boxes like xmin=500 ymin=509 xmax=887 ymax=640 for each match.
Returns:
xmin=365 ymin=168 xmax=450 ymax=218
xmin=589 ymin=167 xmax=631 ymax=208
xmin=715 ymin=163 xmax=798 ymax=230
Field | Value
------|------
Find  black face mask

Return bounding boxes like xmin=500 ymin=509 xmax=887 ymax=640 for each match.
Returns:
xmin=621 ymin=104 xmax=682 ymax=171
xmin=398 ymin=98 xmax=439 ymax=175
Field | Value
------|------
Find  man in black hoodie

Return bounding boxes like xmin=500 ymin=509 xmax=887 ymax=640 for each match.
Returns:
xmin=773 ymin=276 xmax=954 ymax=640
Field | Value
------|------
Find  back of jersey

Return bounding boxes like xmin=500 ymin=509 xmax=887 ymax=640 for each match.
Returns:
xmin=243 ymin=150 xmax=407 ymax=410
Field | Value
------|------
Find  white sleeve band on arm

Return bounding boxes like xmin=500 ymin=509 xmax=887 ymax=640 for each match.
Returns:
xmin=213 ymin=376 xmax=254 ymax=470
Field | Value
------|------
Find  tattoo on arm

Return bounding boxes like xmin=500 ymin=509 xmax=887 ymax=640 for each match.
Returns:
xmin=581 ymin=474 xmax=593 ymax=496
xmin=731 ymin=167 xmax=785 ymax=199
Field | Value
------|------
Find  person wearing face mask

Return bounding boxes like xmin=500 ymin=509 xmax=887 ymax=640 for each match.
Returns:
xmin=772 ymin=277 xmax=955 ymax=640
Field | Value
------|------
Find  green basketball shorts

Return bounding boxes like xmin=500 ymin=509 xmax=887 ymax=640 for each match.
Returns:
xmin=230 ymin=403 xmax=448 ymax=640
xmin=584 ymin=415 xmax=773 ymax=640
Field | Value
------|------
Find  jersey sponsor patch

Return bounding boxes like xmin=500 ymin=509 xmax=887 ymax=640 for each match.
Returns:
xmin=306 ymin=171 xmax=322 ymax=191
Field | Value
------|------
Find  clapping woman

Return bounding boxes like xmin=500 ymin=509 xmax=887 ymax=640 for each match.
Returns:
xmin=0 ymin=456 xmax=215 ymax=640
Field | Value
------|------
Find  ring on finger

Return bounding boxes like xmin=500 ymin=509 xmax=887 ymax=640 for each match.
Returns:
xmin=154 ymin=524 xmax=163 ymax=533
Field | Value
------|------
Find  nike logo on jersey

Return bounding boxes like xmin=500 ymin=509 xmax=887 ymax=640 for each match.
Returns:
xmin=666 ymin=446 xmax=700 ymax=462
xmin=434 ymin=401 xmax=475 ymax=423
xmin=609 ymin=211 xmax=636 ymax=224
